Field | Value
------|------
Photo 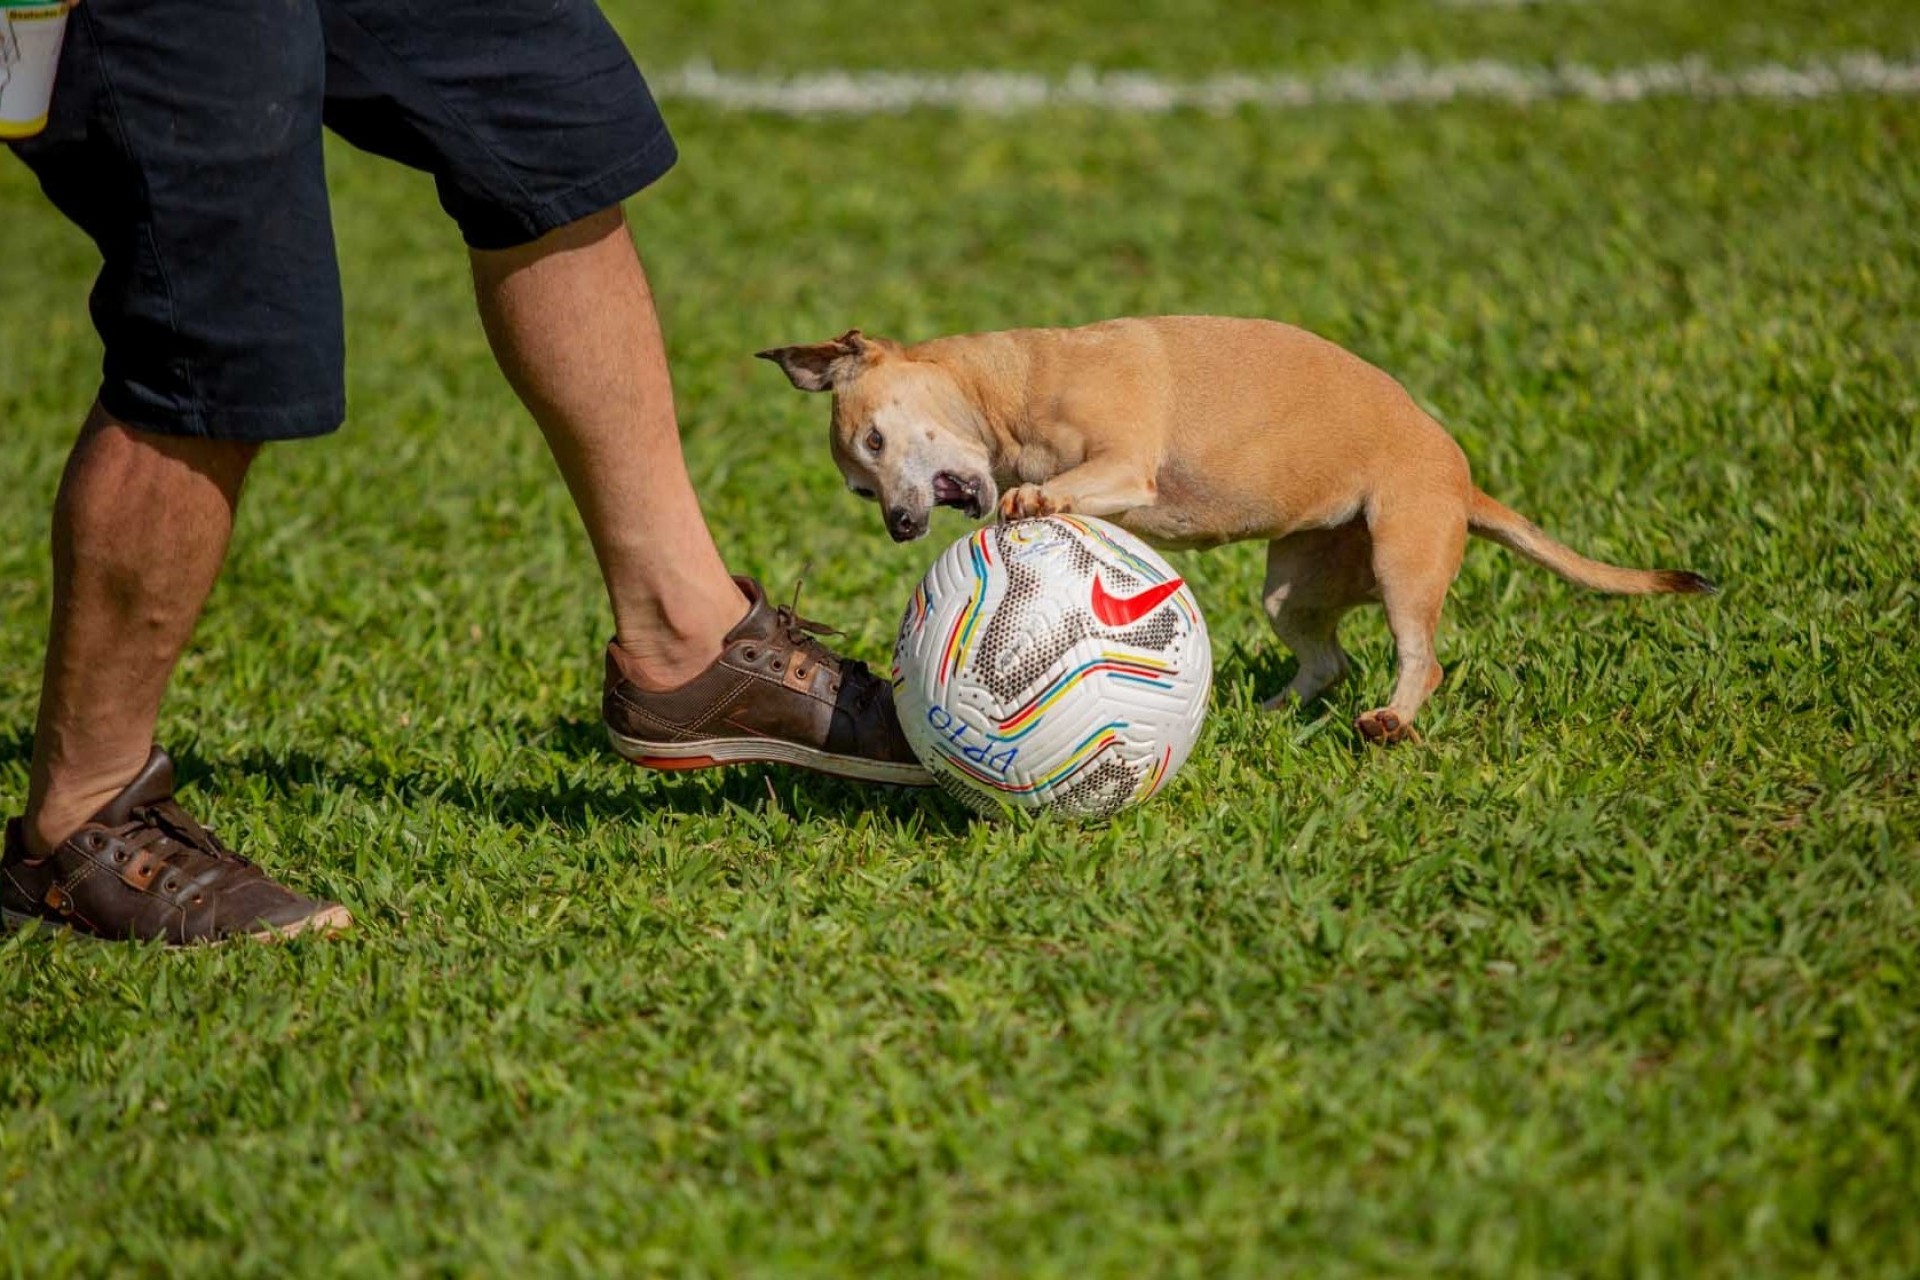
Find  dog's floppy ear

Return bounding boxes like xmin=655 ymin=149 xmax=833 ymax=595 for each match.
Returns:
xmin=754 ymin=328 xmax=877 ymax=392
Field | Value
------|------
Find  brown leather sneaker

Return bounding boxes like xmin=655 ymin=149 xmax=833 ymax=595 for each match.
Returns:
xmin=604 ymin=576 xmax=933 ymax=787
xmin=1 ymin=748 xmax=351 ymax=945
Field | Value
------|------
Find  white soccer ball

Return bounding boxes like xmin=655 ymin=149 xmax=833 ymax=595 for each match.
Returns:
xmin=892 ymin=515 xmax=1212 ymax=818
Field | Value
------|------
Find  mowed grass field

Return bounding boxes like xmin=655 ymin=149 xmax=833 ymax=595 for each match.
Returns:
xmin=3 ymin=2 xmax=1917 ymax=1274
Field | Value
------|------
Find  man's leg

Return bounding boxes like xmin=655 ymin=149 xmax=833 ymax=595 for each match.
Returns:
xmin=22 ymin=407 xmax=255 ymax=856
xmin=468 ymin=208 xmax=747 ymax=692
xmin=466 ymin=206 xmax=930 ymax=785
xmin=317 ymin=0 xmax=926 ymax=782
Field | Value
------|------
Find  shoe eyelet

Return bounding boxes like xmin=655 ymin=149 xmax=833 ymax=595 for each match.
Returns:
xmin=113 ymin=849 xmax=129 ymax=864
xmin=192 ymin=894 xmax=204 ymax=905
xmin=741 ymin=646 xmax=758 ymax=662
xmin=771 ymin=658 xmax=785 ymax=674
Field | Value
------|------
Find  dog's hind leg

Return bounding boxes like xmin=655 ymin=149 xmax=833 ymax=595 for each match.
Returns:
xmin=1355 ymin=494 xmax=1468 ymax=744
xmin=1263 ymin=605 xmax=1351 ymax=710
xmin=1261 ymin=523 xmax=1375 ymax=710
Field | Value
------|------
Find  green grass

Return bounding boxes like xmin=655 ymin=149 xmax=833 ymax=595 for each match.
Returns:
xmin=2 ymin=3 xmax=1917 ymax=1275
xmin=607 ymin=0 xmax=1920 ymax=73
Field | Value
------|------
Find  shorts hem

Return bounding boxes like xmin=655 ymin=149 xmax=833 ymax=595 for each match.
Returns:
xmin=98 ymin=384 xmax=346 ymax=443
xmin=460 ymin=125 xmax=679 ymax=251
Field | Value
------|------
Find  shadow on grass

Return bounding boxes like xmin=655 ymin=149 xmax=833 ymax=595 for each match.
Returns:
xmin=0 ymin=726 xmax=30 ymax=774
xmin=179 ymin=717 xmax=973 ymax=837
xmin=2 ymin=652 xmax=1300 ymax=833
xmin=1216 ymin=639 xmax=1296 ymax=708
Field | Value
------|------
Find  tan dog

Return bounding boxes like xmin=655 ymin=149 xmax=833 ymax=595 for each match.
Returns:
xmin=758 ymin=317 xmax=1712 ymax=743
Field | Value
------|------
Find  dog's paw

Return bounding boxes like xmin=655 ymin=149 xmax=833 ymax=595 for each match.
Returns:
xmin=1355 ymin=708 xmax=1419 ymax=745
xmin=998 ymin=484 xmax=1068 ymax=522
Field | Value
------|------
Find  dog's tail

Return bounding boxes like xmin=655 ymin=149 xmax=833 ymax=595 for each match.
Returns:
xmin=1467 ymin=489 xmax=1716 ymax=596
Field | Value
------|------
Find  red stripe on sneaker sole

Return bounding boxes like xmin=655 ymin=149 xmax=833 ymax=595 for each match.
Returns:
xmin=629 ymin=754 xmax=723 ymax=771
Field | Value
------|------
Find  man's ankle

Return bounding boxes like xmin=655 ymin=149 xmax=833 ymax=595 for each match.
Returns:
xmin=612 ymin=580 xmax=751 ymax=692
xmin=22 ymin=807 xmax=89 ymax=860
xmin=25 ymin=796 xmax=112 ymax=859
xmin=613 ymin=633 xmax=726 ymax=693
xmin=25 ymin=761 xmax=149 ymax=859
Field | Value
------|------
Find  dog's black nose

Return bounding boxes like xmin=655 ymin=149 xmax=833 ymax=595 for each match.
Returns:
xmin=887 ymin=507 xmax=922 ymax=541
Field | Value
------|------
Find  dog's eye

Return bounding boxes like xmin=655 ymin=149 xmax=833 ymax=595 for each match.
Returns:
xmin=864 ymin=428 xmax=884 ymax=454
xmin=851 ymin=486 xmax=877 ymax=501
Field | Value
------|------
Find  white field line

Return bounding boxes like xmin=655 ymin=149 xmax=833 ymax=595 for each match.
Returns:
xmin=653 ymin=52 xmax=1920 ymax=115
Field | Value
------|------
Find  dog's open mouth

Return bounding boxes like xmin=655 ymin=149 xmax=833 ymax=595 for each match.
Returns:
xmin=932 ymin=471 xmax=987 ymax=518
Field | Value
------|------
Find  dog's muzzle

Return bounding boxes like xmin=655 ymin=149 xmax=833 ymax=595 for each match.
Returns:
xmin=887 ymin=506 xmax=928 ymax=542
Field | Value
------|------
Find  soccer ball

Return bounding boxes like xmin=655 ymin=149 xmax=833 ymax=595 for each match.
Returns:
xmin=892 ymin=515 xmax=1212 ymax=818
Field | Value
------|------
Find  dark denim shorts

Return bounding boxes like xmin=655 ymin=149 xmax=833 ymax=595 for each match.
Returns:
xmin=8 ymin=0 xmax=678 ymax=441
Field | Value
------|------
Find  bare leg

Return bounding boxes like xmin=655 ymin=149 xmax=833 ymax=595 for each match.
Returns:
xmin=1260 ymin=525 xmax=1373 ymax=709
xmin=1355 ymin=503 xmax=1466 ymax=744
xmin=24 ymin=406 xmax=257 ymax=855
xmin=469 ymin=207 xmax=746 ymax=691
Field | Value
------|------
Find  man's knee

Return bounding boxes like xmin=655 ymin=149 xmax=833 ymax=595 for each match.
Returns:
xmin=469 ymin=205 xmax=627 ymax=275
xmin=72 ymin=403 xmax=263 ymax=496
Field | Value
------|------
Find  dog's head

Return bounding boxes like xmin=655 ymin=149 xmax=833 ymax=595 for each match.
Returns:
xmin=757 ymin=330 xmax=997 ymax=542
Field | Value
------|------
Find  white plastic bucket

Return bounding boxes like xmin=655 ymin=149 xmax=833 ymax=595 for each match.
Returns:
xmin=0 ymin=1 xmax=69 ymax=140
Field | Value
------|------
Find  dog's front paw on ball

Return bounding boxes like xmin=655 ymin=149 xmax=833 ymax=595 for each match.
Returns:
xmin=1355 ymin=708 xmax=1418 ymax=745
xmin=999 ymin=484 xmax=1067 ymax=522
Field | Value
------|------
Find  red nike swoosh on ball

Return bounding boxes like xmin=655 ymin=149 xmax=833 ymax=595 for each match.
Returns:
xmin=1091 ymin=573 xmax=1186 ymax=627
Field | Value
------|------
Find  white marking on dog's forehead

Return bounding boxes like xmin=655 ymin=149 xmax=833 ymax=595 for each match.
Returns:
xmin=870 ymin=396 xmax=940 ymax=437
xmin=872 ymin=364 xmax=958 ymax=422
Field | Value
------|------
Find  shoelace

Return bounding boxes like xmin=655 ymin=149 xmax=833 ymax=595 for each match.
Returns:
xmin=776 ymin=578 xmax=844 ymax=659
xmin=109 ymin=801 xmax=247 ymax=871
xmin=775 ymin=580 xmax=885 ymax=706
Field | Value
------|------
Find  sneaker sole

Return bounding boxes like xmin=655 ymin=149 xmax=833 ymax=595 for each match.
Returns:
xmin=1 ymin=902 xmax=354 ymax=945
xmin=253 ymin=903 xmax=355 ymax=941
xmin=607 ymin=726 xmax=934 ymax=787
